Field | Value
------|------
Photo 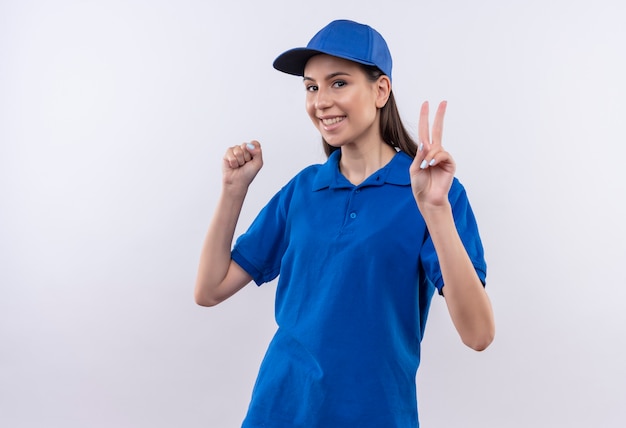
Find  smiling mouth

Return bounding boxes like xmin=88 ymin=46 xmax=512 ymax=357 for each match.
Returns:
xmin=321 ymin=116 xmax=345 ymax=126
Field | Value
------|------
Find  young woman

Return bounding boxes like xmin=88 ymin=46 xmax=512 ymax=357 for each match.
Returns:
xmin=195 ymin=19 xmax=494 ymax=427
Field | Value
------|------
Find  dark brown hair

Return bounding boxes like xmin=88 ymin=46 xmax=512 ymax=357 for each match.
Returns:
xmin=322 ymin=65 xmax=418 ymax=158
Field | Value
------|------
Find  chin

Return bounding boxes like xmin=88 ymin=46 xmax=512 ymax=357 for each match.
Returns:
xmin=322 ymin=136 xmax=345 ymax=148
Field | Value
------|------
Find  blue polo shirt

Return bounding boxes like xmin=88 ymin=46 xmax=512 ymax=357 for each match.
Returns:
xmin=232 ymin=150 xmax=486 ymax=427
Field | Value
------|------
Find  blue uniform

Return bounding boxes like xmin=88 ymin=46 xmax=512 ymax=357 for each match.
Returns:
xmin=232 ymin=150 xmax=486 ymax=427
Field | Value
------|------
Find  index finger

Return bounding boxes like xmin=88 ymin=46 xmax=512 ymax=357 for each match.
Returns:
xmin=431 ymin=101 xmax=447 ymax=147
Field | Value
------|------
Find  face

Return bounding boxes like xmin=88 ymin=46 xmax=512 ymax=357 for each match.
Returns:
xmin=303 ymin=55 xmax=389 ymax=149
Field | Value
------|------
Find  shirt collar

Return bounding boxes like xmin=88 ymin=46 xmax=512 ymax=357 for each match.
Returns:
xmin=312 ymin=149 xmax=412 ymax=191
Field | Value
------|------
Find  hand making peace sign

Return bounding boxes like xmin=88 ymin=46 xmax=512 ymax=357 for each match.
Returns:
xmin=410 ymin=101 xmax=456 ymax=208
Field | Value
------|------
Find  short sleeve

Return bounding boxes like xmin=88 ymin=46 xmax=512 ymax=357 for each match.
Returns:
xmin=231 ymin=189 xmax=289 ymax=286
xmin=419 ymin=178 xmax=487 ymax=295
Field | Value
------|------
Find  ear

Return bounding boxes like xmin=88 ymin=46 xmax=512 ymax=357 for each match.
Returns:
xmin=375 ymin=75 xmax=391 ymax=109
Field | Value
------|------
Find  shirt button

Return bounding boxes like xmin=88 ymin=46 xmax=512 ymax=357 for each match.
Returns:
xmin=355 ymin=189 xmax=361 ymax=193
xmin=350 ymin=212 xmax=357 ymax=219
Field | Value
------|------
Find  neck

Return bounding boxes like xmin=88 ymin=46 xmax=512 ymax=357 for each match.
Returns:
xmin=339 ymin=140 xmax=396 ymax=186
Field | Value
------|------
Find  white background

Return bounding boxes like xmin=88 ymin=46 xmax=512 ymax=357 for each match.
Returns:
xmin=2 ymin=0 xmax=625 ymax=427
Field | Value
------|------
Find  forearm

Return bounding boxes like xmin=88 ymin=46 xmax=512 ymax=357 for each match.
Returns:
xmin=421 ymin=203 xmax=495 ymax=351
xmin=194 ymin=187 xmax=248 ymax=306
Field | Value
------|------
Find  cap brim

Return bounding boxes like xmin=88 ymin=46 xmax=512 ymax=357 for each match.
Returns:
xmin=273 ymin=48 xmax=323 ymax=77
xmin=273 ymin=47 xmax=382 ymax=79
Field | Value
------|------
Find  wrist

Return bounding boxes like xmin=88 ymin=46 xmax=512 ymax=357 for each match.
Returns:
xmin=221 ymin=182 xmax=249 ymax=200
xmin=417 ymin=201 xmax=453 ymax=226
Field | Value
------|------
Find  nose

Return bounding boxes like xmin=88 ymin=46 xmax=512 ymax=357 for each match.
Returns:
xmin=315 ymin=87 xmax=332 ymax=110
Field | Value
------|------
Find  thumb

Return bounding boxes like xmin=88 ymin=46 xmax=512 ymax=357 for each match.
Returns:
xmin=245 ymin=140 xmax=263 ymax=164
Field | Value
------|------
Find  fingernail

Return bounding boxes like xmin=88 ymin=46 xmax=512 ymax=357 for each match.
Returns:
xmin=246 ymin=143 xmax=255 ymax=150
xmin=429 ymin=158 xmax=436 ymax=166
xmin=418 ymin=142 xmax=424 ymax=152
xmin=420 ymin=159 xmax=428 ymax=169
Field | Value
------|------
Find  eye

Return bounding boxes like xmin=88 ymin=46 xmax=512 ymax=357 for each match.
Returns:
xmin=306 ymin=84 xmax=318 ymax=92
xmin=332 ymin=80 xmax=347 ymax=88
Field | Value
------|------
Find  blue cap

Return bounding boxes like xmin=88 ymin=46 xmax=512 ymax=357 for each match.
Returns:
xmin=273 ymin=20 xmax=393 ymax=81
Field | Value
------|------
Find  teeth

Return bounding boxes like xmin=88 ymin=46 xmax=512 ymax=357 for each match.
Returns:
xmin=322 ymin=117 xmax=344 ymax=125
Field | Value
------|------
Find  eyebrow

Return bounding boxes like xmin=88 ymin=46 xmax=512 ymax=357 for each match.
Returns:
xmin=303 ymin=71 xmax=352 ymax=82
